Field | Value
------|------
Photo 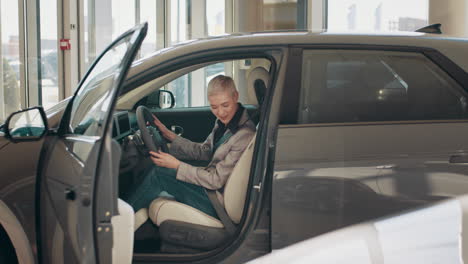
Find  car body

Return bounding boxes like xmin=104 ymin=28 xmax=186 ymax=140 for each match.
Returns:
xmin=1 ymin=24 xmax=468 ymax=263
xmin=250 ymin=194 xmax=468 ymax=264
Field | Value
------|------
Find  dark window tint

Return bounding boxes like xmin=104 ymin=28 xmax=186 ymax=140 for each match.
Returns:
xmin=299 ymin=50 xmax=468 ymax=124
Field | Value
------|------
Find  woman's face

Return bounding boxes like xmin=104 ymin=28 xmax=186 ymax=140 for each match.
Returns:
xmin=208 ymin=91 xmax=239 ymax=125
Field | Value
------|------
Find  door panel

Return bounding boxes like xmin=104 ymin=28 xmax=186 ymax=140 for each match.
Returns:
xmin=272 ymin=121 xmax=468 ymax=249
xmin=38 ymin=24 xmax=147 ymax=264
xmin=271 ymin=46 xmax=468 ymax=249
xmin=156 ymin=107 xmax=216 ymax=142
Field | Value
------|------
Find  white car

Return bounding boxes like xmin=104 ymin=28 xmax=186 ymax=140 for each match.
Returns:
xmin=251 ymin=194 xmax=468 ymax=264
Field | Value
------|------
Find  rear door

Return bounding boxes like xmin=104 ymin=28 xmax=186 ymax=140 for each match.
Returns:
xmin=37 ymin=23 xmax=147 ymax=264
xmin=272 ymin=46 xmax=468 ymax=249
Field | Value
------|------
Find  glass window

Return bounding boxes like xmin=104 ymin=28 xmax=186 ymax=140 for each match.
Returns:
xmin=299 ymin=50 xmax=467 ymax=124
xmin=0 ymin=1 xmax=21 ymax=123
xmin=263 ymin=0 xmax=300 ymax=30
xmin=85 ymin=0 xmax=162 ymax=66
xmin=206 ymin=0 xmax=225 ymax=36
xmin=69 ymin=37 xmax=133 ymax=137
xmin=327 ymin=0 xmax=429 ymax=31
xmin=165 ymin=0 xmax=228 ymax=109
xmin=139 ymin=0 xmax=158 ymax=58
xmin=170 ymin=0 xmax=188 ymax=45
xmin=164 ymin=62 xmax=228 ymax=108
xmin=111 ymin=0 xmax=136 ymax=41
xmin=143 ymin=58 xmax=271 ymax=109
xmin=40 ymin=0 xmax=59 ymax=109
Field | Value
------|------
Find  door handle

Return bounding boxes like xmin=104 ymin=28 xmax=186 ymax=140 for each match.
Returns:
xmin=65 ymin=188 xmax=76 ymax=201
xmin=449 ymin=154 xmax=468 ymax=164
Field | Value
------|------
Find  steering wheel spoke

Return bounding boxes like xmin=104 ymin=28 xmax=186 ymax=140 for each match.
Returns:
xmin=136 ymin=106 xmax=169 ymax=153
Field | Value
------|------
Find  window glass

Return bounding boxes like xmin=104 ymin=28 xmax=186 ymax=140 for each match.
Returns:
xmin=139 ymin=0 xmax=158 ymax=58
xmin=111 ymin=0 xmax=136 ymax=41
xmin=40 ymin=0 xmax=59 ymax=109
xmin=145 ymin=58 xmax=271 ymax=109
xmin=165 ymin=0 xmax=227 ymax=107
xmin=299 ymin=50 xmax=467 ymax=124
xmin=328 ymin=0 xmax=428 ymax=31
xmin=69 ymin=37 xmax=133 ymax=137
xmin=170 ymin=0 xmax=188 ymax=45
xmin=206 ymin=0 xmax=225 ymax=36
xmin=0 ymin=1 xmax=21 ymax=124
xmin=263 ymin=0 xmax=300 ymax=30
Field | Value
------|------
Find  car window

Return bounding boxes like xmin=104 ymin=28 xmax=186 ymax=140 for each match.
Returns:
xmin=68 ymin=38 xmax=132 ymax=137
xmin=298 ymin=50 xmax=468 ymax=124
xmin=149 ymin=58 xmax=271 ymax=108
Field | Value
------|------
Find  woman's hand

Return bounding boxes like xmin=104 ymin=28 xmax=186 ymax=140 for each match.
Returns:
xmin=152 ymin=114 xmax=176 ymax=141
xmin=149 ymin=151 xmax=181 ymax=169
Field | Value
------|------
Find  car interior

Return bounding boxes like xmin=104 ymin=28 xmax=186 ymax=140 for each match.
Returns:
xmin=108 ymin=57 xmax=272 ymax=256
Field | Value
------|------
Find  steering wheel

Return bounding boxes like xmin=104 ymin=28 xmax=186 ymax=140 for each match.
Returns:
xmin=136 ymin=105 xmax=169 ymax=153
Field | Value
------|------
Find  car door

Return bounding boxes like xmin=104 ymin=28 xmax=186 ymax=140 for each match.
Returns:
xmin=272 ymin=46 xmax=468 ymax=249
xmin=37 ymin=23 xmax=147 ymax=264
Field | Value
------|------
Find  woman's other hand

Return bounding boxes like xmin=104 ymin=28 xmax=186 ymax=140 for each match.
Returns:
xmin=149 ymin=151 xmax=181 ymax=169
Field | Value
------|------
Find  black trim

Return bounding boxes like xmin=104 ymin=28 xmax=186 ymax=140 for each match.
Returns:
xmin=279 ymin=47 xmax=302 ymax=124
xmin=416 ymin=23 xmax=442 ymax=34
xmin=423 ymin=49 xmax=468 ymax=91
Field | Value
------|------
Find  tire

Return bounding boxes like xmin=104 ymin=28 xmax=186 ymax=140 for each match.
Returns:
xmin=0 ymin=226 xmax=18 ymax=264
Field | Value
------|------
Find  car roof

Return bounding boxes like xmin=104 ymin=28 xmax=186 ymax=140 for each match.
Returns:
xmin=127 ymin=31 xmax=468 ymax=79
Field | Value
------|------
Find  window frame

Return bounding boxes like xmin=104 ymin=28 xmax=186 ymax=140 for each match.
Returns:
xmin=121 ymin=47 xmax=282 ymax=106
xmin=125 ymin=46 xmax=284 ymax=262
xmin=281 ymin=44 xmax=468 ymax=125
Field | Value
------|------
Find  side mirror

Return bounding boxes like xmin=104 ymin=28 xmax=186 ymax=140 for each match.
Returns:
xmin=5 ymin=107 xmax=48 ymax=143
xmin=159 ymin=90 xmax=175 ymax=109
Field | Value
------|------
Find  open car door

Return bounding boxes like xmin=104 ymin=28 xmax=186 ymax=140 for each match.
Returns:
xmin=36 ymin=23 xmax=147 ymax=264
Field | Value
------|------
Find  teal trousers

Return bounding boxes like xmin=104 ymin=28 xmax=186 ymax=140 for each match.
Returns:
xmin=126 ymin=165 xmax=217 ymax=218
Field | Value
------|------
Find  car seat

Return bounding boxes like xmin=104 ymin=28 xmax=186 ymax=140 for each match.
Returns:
xmin=147 ymin=135 xmax=257 ymax=252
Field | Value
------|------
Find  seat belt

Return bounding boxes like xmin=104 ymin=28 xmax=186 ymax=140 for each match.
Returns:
xmin=205 ymin=189 xmax=236 ymax=236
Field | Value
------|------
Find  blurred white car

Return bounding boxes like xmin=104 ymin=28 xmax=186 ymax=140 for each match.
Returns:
xmin=251 ymin=194 xmax=468 ymax=264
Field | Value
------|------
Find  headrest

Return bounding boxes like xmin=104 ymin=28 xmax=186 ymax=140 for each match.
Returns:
xmin=247 ymin=67 xmax=270 ymax=105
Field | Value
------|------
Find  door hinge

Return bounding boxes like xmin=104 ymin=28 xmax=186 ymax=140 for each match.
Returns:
xmin=96 ymin=223 xmax=113 ymax=263
xmin=253 ymin=182 xmax=262 ymax=192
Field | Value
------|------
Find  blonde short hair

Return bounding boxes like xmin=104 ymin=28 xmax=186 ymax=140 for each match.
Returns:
xmin=207 ymin=75 xmax=237 ymax=97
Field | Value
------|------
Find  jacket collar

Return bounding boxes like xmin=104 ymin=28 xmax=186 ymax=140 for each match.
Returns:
xmin=215 ymin=103 xmax=248 ymax=134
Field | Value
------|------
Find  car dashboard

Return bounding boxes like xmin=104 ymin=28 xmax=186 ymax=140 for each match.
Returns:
xmin=112 ymin=111 xmax=132 ymax=140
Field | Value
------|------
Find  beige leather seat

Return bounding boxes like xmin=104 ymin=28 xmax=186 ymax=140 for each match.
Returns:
xmin=132 ymin=67 xmax=268 ymax=249
xmin=133 ymin=113 xmax=262 ymax=232
xmin=148 ymin=135 xmax=256 ymax=229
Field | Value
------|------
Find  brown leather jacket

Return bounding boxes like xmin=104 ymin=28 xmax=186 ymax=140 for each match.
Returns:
xmin=169 ymin=109 xmax=256 ymax=193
